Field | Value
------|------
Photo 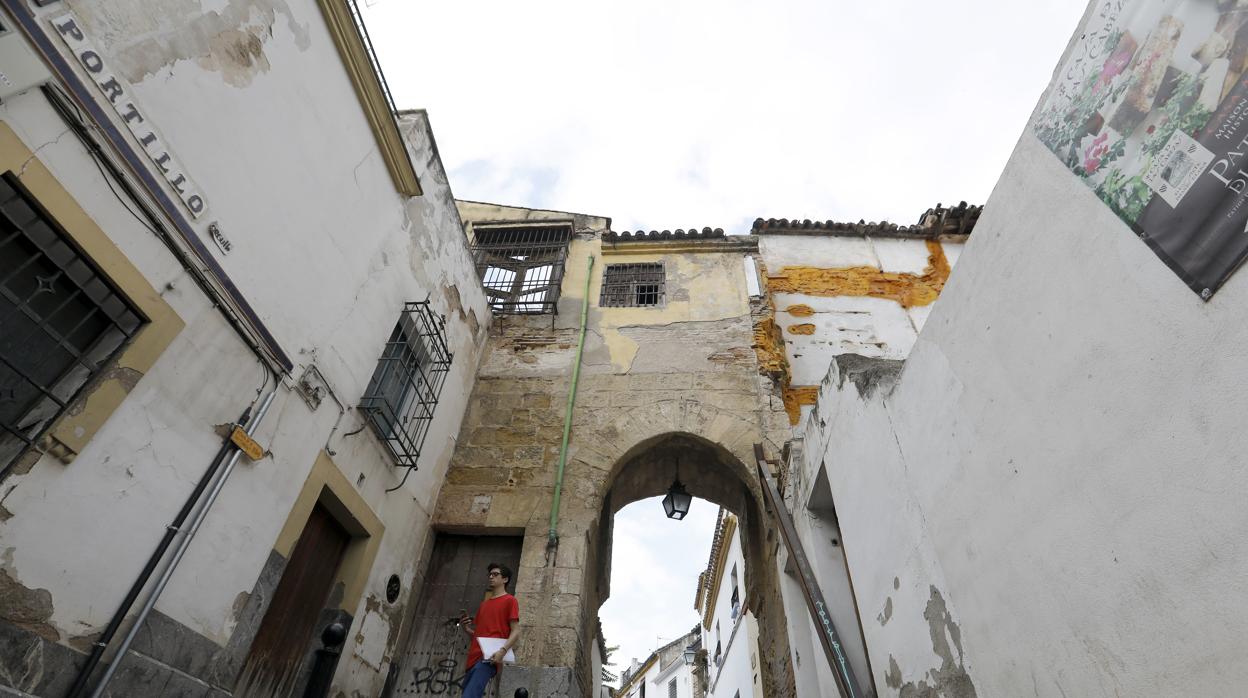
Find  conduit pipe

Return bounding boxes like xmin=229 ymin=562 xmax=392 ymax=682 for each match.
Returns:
xmin=63 ymin=393 xmax=266 ymax=698
xmin=86 ymin=389 xmax=278 ymax=698
xmin=548 ymin=255 xmax=594 ymax=554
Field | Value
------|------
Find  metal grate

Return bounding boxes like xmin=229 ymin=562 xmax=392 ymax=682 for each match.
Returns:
xmin=469 ymin=225 xmax=571 ymax=314
xmin=600 ymin=262 xmax=665 ymax=307
xmin=359 ymin=301 xmax=452 ymax=469
xmin=0 ymin=173 xmax=145 ymax=476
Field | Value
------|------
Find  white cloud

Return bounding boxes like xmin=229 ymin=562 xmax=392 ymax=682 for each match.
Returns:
xmin=363 ymin=0 xmax=1088 ymax=232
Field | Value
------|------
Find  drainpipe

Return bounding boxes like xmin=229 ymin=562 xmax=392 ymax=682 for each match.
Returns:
xmin=85 ymin=388 xmax=279 ymax=698
xmin=548 ymin=255 xmax=594 ymax=555
xmin=62 ymin=391 xmax=269 ymax=698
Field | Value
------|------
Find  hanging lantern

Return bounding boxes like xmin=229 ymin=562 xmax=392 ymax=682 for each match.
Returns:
xmin=663 ymin=477 xmax=692 ymax=520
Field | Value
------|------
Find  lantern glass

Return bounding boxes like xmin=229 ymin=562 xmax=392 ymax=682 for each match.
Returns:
xmin=663 ymin=480 xmax=692 ymax=520
xmin=683 ymin=645 xmax=696 ymax=665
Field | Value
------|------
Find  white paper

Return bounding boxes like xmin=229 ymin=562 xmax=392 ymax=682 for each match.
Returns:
xmin=476 ymin=637 xmax=516 ymax=664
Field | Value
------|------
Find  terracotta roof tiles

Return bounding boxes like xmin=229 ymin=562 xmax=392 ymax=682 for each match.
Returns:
xmin=602 ymin=227 xmax=726 ymax=242
xmin=751 ymin=201 xmax=982 ymax=238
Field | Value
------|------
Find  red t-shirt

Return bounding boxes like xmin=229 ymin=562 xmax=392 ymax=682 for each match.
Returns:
xmin=466 ymin=593 xmax=519 ymax=669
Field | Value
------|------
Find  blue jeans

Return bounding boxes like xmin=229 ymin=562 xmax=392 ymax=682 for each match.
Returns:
xmin=461 ymin=660 xmax=497 ymax=698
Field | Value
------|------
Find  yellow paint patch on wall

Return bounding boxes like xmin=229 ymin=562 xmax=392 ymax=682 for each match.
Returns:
xmin=785 ymin=304 xmax=815 ymax=317
xmin=782 ymin=385 xmax=819 ymax=425
xmin=787 ymin=323 xmax=816 ymax=335
xmin=752 ymin=317 xmax=788 ymax=381
xmin=602 ymin=327 xmax=640 ymax=371
xmin=768 ymin=240 xmax=950 ymax=307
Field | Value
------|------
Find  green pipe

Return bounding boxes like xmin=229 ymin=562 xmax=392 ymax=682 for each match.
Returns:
xmin=549 ymin=255 xmax=594 ymax=550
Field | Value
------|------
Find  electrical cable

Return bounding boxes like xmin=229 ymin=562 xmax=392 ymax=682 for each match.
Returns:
xmin=40 ymin=85 xmax=286 ymax=375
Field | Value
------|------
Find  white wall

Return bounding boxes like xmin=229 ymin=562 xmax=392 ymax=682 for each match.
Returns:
xmin=796 ymin=1 xmax=1248 ymax=694
xmin=647 ymin=659 xmax=696 ymax=698
xmin=0 ymin=1 xmax=488 ymax=694
xmin=755 ymin=234 xmax=964 ymax=423
xmin=702 ymin=524 xmax=760 ymax=698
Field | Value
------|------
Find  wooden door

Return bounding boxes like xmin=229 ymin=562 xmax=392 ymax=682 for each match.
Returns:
xmin=235 ymin=502 xmax=351 ymax=697
xmin=392 ymin=534 xmax=522 ymax=697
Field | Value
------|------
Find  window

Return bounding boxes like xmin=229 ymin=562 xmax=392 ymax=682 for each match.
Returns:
xmin=668 ymin=678 xmax=677 ymax=698
xmin=600 ymin=262 xmax=665 ymax=307
xmin=359 ymin=301 xmax=452 ymax=469
xmin=730 ymin=564 xmax=740 ymax=619
xmin=469 ymin=224 xmax=572 ymax=314
xmin=0 ymin=174 xmax=144 ymax=475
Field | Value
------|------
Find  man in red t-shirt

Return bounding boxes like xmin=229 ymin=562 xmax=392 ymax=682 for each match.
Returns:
xmin=457 ymin=562 xmax=521 ymax=698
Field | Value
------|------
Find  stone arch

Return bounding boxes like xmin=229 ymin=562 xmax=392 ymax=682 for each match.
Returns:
xmin=561 ymin=399 xmax=796 ymax=698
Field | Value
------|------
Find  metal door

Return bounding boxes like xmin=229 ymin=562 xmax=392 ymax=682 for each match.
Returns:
xmin=235 ymin=503 xmax=351 ymax=697
xmin=392 ymin=534 xmax=523 ymax=696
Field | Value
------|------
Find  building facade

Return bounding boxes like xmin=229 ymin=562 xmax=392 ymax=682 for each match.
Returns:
xmin=0 ymin=1 xmax=487 ymax=696
xmin=694 ymin=509 xmax=762 ymax=698
xmin=617 ymin=630 xmax=699 ymax=698
xmin=0 ymin=3 xmax=986 ymax=695
xmin=783 ymin=0 xmax=1248 ymax=696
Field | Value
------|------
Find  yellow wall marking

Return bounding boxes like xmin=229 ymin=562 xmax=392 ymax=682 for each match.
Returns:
xmin=767 ymin=240 xmax=950 ymax=308
xmin=782 ymin=386 xmax=819 ymax=425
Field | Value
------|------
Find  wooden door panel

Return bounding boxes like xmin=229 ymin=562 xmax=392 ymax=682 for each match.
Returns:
xmin=235 ymin=503 xmax=351 ymax=698
xmin=393 ymin=534 xmax=522 ymax=697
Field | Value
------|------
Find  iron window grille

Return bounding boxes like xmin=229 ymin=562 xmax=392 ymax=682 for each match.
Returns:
xmin=359 ymin=301 xmax=452 ymax=470
xmin=0 ymin=173 xmax=145 ymax=476
xmin=469 ymin=224 xmax=572 ymax=314
xmin=600 ymin=262 xmax=665 ymax=307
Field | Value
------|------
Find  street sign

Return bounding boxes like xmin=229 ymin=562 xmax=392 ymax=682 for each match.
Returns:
xmin=230 ymin=425 xmax=265 ymax=461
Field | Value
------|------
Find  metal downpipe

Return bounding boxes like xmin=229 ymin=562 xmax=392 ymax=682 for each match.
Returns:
xmin=87 ymin=389 xmax=278 ymax=697
xmin=63 ymin=395 xmax=266 ymax=698
xmin=548 ymin=255 xmax=594 ymax=554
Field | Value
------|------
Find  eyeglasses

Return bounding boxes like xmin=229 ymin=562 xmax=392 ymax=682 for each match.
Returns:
xmin=487 ymin=571 xmax=502 ymax=577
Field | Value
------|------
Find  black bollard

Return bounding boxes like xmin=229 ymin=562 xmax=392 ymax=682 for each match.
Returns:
xmin=302 ymin=622 xmax=348 ymax=698
xmin=514 ymin=689 xmax=529 ymax=698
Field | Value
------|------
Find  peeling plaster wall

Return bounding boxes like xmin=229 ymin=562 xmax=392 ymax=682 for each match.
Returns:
xmin=791 ymin=358 xmax=970 ymax=698
xmin=756 ymin=235 xmax=965 ymax=425
xmin=0 ymin=22 xmax=486 ymax=696
xmin=431 ymin=207 xmax=799 ymax=698
xmin=791 ymin=2 xmax=1248 ymax=694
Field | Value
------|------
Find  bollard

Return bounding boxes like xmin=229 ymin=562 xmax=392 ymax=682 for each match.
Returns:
xmin=302 ymin=622 xmax=348 ymax=698
xmin=514 ymin=690 xmax=529 ymax=698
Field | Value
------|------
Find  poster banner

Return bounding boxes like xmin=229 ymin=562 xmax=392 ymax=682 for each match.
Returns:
xmin=1035 ymin=0 xmax=1248 ymax=298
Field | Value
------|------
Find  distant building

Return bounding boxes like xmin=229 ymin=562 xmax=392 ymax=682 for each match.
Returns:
xmin=695 ymin=508 xmax=762 ymax=698
xmin=617 ymin=629 xmax=700 ymax=698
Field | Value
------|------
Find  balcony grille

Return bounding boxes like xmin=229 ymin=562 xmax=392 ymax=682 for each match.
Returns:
xmin=469 ymin=224 xmax=572 ymax=314
xmin=600 ymin=262 xmax=665 ymax=307
xmin=359 ymin=301 xmax=452 ymax=469
xmin=0 ymin=173 xmax=145 ymax=476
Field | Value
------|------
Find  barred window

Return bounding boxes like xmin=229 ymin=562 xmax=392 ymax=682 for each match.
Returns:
xmin=667 ymin=678 xmax=677 ymax=698
xmin=359 ymin=301 xmax=452 ymax=469
xmin=600 ymin=262 xmax=664 ymax=307
xmin=0 ymin=174 xmax=145 ymax=476
xmin=470 ymin=224 xmax=572 ymax=314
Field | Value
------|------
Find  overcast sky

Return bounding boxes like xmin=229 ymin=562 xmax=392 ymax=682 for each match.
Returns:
xmin=596 ymin=497 xmax=718 ymax=683
xmin=363 ymin=0 xmax=1088 ymax=233
xmin=360 ymin=0 xmax=1089 ymax=683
